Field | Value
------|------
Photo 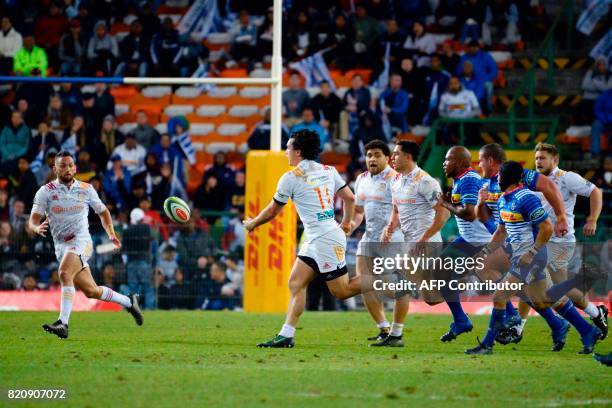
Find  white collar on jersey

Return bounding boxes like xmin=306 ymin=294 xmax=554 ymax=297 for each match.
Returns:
xmin=402 ymin=165 xmax=421 ymax=179
xmin=550 ymin=166 xmax=561 ymax=177
xmin=370 ymin=166 xmax=391 ymax=179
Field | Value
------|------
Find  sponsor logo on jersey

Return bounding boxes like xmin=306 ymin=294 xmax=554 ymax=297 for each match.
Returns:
xmin=316 ymin=209 xmax=334 ymax=221
xmin=529 ymin=208 xmax=546 ymax=222
xmin=51 ymin=204 xmax=85 ymax=214
xmin=500 ymin=210 xmax=524 ymax=222
xmin=486 ymin=192 xmax=502 ymax=202
xmin=305 ymin=175 xmax=330 ymax=185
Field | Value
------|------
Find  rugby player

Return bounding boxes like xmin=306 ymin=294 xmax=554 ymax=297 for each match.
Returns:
xmin=465 ymin=161 xmax=601 ymax=355
xmin=29 ymin=151 xmax=143 ymax=339
xmin=350 ymin=140 xmax=408 ymax=346
xmin=243 ymin=130 xmax=361 ymax=348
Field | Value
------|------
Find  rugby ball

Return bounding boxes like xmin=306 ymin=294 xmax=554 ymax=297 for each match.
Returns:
xmin=163 ymin=196 xmax=191 ymax=224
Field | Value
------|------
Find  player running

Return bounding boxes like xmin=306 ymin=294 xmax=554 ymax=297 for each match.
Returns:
xmin=465 ymin=161 xmax=601 ymax=355
xmin=29 ymin=151 xmax=143 ymax=339
xmin=350 ymin=140 xmax=408 ymax=347
xmin=243 ymin=130 xmax=361 ymax=348
xmin=379 ymin=141 xmax=450 ymax=345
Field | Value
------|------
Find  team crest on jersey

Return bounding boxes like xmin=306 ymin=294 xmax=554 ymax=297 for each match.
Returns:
xmin=51 ymin=194 xmax=59 ymax=201
xmin=333 ymin=246 xmax=345 ymax=262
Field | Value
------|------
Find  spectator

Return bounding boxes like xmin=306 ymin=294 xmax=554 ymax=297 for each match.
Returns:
xmin=87 ymin=20 xmax=118 ymax=75
xmin=59 ymin=19 xmax=85 ymax=76
xmin=0 ymin=189 xmax=9 ymax=222
xmin=10 ymin=157 xmax=38 ymax=211
xmin=375 ymin=19 xmax=406 ymax=71
xmin=459 ymin=0 xmax=487 ymax=44
xmin=310 ymin=80 xmax=343 ymax=141
xmin=75 ymin=2 xmax=96 ymax=40
xmin=282 ymin=72 xmax=310 ymax=126
xmin=397 ymin=58 xmax=425 ymax=125
xmin=440 ymin=40 xmax=460 ymax=74
xmin=75 ymin=149 xmax=97 ymax=182
xmin=89 ymin=175 xmax=113 ymax=214
xmin=126 ymin=179 xmax=147 ymax=212
xmin=438 ymin=76 xmax=481 ymax=144
xmin=592 ymin=155 xmax=612 ymax=212
xmin=436 ymin=0 xmax=463 ymax=29
xmin=13 ymin=34 xmax=48 ymax=76
xmin=123 ymin=208 xmax=154 ymax=309
xmin=291 ymin=107 xmax=330 ymax=151
xmin=168 ymin=268 xmax=193 ymax=309
xmin=591 ymin=89 xmax=612 ymax=156
xmin=0 ymin=221 xmax=13 ymax=255
xmin=139 ymin=196 xmax=169 ymax=241
xmin=156 ymin=243 xmax=179 ymax=285
xmin=482 ymin=0 xmax=521 ymax=47
xmin=341 ymin=74 xmax=372 ymax=140
xmin=64 ymin=0 xmax=78 ymax=20
xmin=352 ymin=4 xmax=380 ymax=67
xmin=203 ymin=152 xmax=235 ymax=204
xmin=402 ymin=21 xmax=436 ymax=67
xmin=14 ymin=99 xmax=36 ymax=129
xmin=175 ymin=34 xmax=207 ymax=77
xmin=137 ymin=1 xmax=161 ymax=43
xmin=21 ymin=274 xmax=38 ymax=291
xmin=224 ymin=257 xmax=244 ymax=295
xmin=378 ymin=73 xmax=410 ymax=133
xmin=98 ymin=115 xmax=125 ymax=170
xmin=101 ymin=263 xmax=121 ymax=292
xmin=202 ymin=261 xmax=236 ymax=310
xmin=0 ymin=111 xmax=30 ymax=174
xmin=285 ymin=10 xmax=317 ymax=61
xmin=176 ymin=217 xmax=215 ymax=280
xmin=150 ymin=17 xmax=180 ymax=77
xmin=349 ymin=110 xmax=386 ymax=159
xmin=94 ymin=83 xmax=116 ymax=125
xmin=395 ymin=0 xmax=430 ymax=29
xmin=155 ymin=269 xmax=171 ymax=309
xmin=131 ymin=111 xmax=160 ymax=150
xmin=229 ymin=171 xmax=245 ymax=214
xmin=229 ymin=10 xmax=258 ymax=64
xmin=578 ymin=58 xmax=612 ymax=125
xmin=194 ymin=175 xmax=228 ymax=223
xmin=58 ymin=82 xmax=82 ymax=114
xmin=9 ymin=199 xmax=26 ymax=238
xmin=46 ymin=94 xmax=72 ymax=132
xmin=246 ymin=108 xmax=289 ymax=150
xmin=458 ymin=60 xmax=486 ymax=110
xmin=32 ymin=148 xmax=57 ymax=186
xmin=323 ymin=13 xmax=354 ymax=71
xmin=60 ymin=115 xmax=85 ymax=155
xmin=457 ymin=41 xmax=497 ymax=112
xmin=115 ymin=19 xmax=149 ymax=77
xmin=109 ymin=134 xmax=146 ymax=176
xmin=103 ymin=156 xmax=131 ymax=211
xmin=0 ymin=16 xmax=22 ymax=75
xmin=28 ymin=122 xmax=61 ymax=161
xmin=33 ymin=1 xmax=68 ymax=70
xmin=256 ymin=6 xmax=274 ymax=61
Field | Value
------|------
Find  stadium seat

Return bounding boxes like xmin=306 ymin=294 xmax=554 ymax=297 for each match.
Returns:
xmin=175 ymin=86 xmax=202 ymax=99
xmin=220 ymin=69 xmax=248 ymax=78
xmin=116 ymin=112 xmax=135 ymax=124
xmin=115 ymin=104 xmax=130 ymax=116
xmin=195 ymin=105 xmax=226 ymax=117
xmin=119 ymin=122 xmax=137 ymax=135
xmin=206 ymin=142 xmax=236 ymax=154
xmin=142 ymin=86 xmax=172 ymax=98
xmin=207 ymin=32 xmax=232 ymax=45
xmin=155 ymin=123 xmax=168 ymax=134
xmin=237 ymin=142 xmax=248 ymax=154
xmin=123 ymin=14 xmax=138 ymax=25
xmin=239 ymin=87 xmax=269 ymax=99
xmin=249 ymin=68 xmax=271 ymax=78
xmin=110 ymin=86 xmax=138 ymax=103
xmin=208 ymin=86 xmax=237 ymax=98
xmin=189 ymin=123 xmax=215 ymax=136
xmin=217 ymin=123 xmax=247 ymax=136
xmin=164 ymin=104 xmax=195 ymax=117
xmin=228 ymin=105 xmax=259 ymax=117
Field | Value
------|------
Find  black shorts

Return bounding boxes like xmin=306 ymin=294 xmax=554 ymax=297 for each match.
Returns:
xmin=298 ymin=255 xmax=348 ymax=281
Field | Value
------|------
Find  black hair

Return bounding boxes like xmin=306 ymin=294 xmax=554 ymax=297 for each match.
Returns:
xmin=291 ymin=129 xmax=321 ymax=160
xmin=499 ymin=160 xmax=524 ymax=190
xmin=364 ymin=140 xmax=390 ymax=156
xmin=397 ymin=141 xmax=420 ymax=161
xmin=480 ymin=143 xmax=507 ymax=163
xmin=55 ymin=150 xmax=73 ymax=160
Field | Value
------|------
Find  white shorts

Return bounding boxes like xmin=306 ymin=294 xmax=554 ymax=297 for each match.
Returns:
xmin=299 ymin=227 xmax=347 ymax=273
xmin=546 ymin=242 xmax=575 ymax=274
xmin=55 ymin=238 xmax=94 ymax=269
xmin=356 ymin=230 xmax=403 ymax=258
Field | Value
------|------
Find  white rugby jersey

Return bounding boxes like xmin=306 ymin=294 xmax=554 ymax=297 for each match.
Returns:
xmin=273 ymin=160 xmax=347 ymax=241
xmin=31 ymin=180 xmax=107 ymax=246
xmin=537 ymin=167 xmax=595 ymax=243
xmin=354 ymin=166 xmax=403 ymax=242
xmin=390 ymin=166 xmax=443 ymax=242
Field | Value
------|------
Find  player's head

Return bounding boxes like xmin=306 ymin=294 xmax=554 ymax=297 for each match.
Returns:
xmin=499 ymin=160 xmax=524 ymax=192
xmin=287 ymin=129 xmax=320 ymax=165
xmin=479 ymin=143 xmax=506 ymax=177
xmin=443 ymin=146 xmax=471 ymax=178
xmin=392 ymin=141 xmax=419 ymax=173
xmin=53 ymin=150 xmax=76 ymax=184
xmin=364 ymin=139 xmax=390 ymax=175
xmin=534 ymin=143 xmax=559 ymax=176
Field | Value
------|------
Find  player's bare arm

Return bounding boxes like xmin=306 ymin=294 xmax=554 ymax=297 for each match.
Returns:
xmin=99 ymin=208 xmax=121 ymax=249
xmin=480 ymin=223 xmax=507 ymax=258
xmin=437 ymin=193 xmax=477 ymax=221
xmin=337 ymin=185 xmax=355 ymax=235
xmin=381 ymin=205 xmax=400 ymax=243
xmin=243 ymin=200 xmax=284 ymax=232
xmin=519 ymin=218 xmax=553 ymax=267
xmin=28 ymin=212 xmax=48 ymax=237
xmin=418 ymin=204 xmax=450 ymax=243
xmin=535 ymin=175 xmax=567 ymax=236
xmin=583 ymin=186 xmax=602 ymax=237
xmin=350 ymin=205 xmax=365 ymax=234
xmin=476 ymin=185 xmax=492 ymax=223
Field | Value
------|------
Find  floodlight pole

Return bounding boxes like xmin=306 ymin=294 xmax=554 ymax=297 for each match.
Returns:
xmin=269 ymin=0 xmax=283 ymax=152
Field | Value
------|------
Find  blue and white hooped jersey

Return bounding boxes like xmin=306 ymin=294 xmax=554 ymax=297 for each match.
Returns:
xmin=451 ymin=168 xmax=492 ymax=243
xmin=498 ymin=185 xmax=549 ymax=259
xmin=484 ymin=169 xmax=540 ymax=225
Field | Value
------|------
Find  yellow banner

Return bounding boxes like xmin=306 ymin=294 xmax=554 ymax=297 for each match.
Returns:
xmin=244 ymin=151 xmax=297 ymax=312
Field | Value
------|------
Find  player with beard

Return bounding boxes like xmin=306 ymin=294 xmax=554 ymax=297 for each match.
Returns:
xmin=29 ymin=151 xmax=143 ymax=339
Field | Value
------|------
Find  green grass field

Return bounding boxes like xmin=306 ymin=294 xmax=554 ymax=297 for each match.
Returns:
xmin=1 ymin=311 xmax=610 ymax=407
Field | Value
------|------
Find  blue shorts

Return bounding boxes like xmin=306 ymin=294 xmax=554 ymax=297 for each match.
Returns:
xmin=450 ymin=236 xmax=485 ymax=256
xmin=509 ymin=248 xmax=547 ymax=284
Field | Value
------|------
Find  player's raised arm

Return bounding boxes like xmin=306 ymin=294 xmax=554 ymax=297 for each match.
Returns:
xmin=243 ymin=199 xmax=284 ymax=232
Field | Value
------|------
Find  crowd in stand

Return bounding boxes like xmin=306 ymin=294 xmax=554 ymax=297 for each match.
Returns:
xmin=0 ymin=0 xmax=610 ymax=306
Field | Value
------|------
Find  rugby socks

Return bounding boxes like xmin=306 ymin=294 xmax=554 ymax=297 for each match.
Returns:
xmin=556 ymin=300 xmax=593 ymax=337
xmin=390 ymin=323 xmax=404 ymax=337
xmin=518 ymin=319 xmax=527 ymax=334
xmin=99 ymin=286 xmax=132 ymax=308
xmin=482 ymin=308 xmax=505 ymax=347
xmin=545 ymin=278 xmax=577 ymax=303
xmin=534 ymin=306 xmax=565 ymax=332
xmin=59 ymin=286 xmax=75 ymax=325
xmin=583 ymin=302 xmax=600 ymax=318
xmin=441 ymin=286 xmax=469 ymax=323
xmin=279 ymin=324 xmax=296 ymax=338
xmin=505 ymin=301 xmax=519 ymax=318
xmin=377 ymin=320 xmax=391 ymax=330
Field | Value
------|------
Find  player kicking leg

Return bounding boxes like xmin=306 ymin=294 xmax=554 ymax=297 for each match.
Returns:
xmin=29 ymin=150 xmax=143 ymax=339
xmin=243 ymin=130 xmax=362 ymax=348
